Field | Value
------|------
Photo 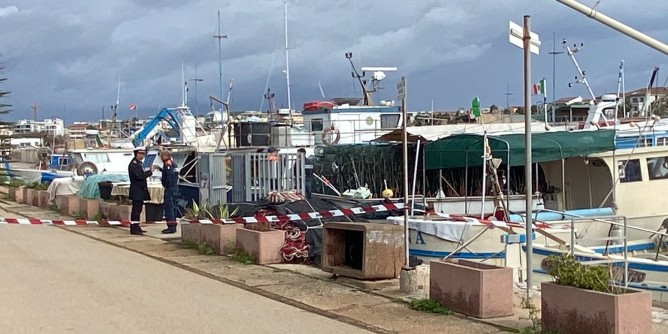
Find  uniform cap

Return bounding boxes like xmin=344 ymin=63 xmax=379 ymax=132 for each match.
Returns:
xmin=133 ymin=146 xmax=146 ymax=152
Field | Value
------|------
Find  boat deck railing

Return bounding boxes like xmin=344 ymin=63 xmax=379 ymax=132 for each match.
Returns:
xmin=516 ymin=208 xmax=668 ymax=239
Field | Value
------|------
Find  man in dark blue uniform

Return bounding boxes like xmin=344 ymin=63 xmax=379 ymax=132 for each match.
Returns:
xmin=297 ymin=148 xmax=313 ymax=199
xmin=128 ymin=146 xmax=153 ymax=235
xmin=157 ymin=150 xmax=179 ymax=234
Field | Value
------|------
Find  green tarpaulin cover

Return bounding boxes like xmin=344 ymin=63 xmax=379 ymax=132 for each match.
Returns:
xmin=424 ymin=129 xmax=616 ymax=170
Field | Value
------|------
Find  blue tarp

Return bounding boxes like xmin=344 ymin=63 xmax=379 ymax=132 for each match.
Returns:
xmin=77 ymin=174 xmax=129 ymax=199
xmin=40 ymin=172 xmax=68 ymax=184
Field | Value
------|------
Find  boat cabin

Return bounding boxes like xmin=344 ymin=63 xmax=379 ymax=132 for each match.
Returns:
xmin=301 ymin=101 xmax=402 ymax=146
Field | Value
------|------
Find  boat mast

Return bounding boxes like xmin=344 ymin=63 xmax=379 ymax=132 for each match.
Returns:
xmin=213 ymin=11 xmax=229 ymax=105
xmin=181 ymin=61 xmax=187 ymax=107
xmin=563 ymin=40 xmax=597 ymax=103
xmin=283 ymin=0 xmax=292 ymax=116
xmin=109 ymin=74 xmax=121 ymax=145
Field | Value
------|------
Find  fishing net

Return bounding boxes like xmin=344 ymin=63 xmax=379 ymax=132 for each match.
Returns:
xmin=77 ymin=174 xmax=129 ymax=199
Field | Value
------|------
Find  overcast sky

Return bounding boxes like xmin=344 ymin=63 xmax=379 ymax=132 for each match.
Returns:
xmin=1 ymin=0 xmax=667 ymax=123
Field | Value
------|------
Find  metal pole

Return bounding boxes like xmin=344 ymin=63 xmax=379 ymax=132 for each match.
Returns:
xmin=402 ymin=80 xmax=409 ymax=269
xmin=189 ymin=65 xmax=204 ymax=116
xmin=481 ymin=132 xmax=488 ymax=218
xmin=505 ymin=83 xmax=513 ymax=109
xmin=555 ymin=0 xmax=668 ymax=56
xmin=523 ymin=15 xmax=534 ymax=299
xmin=213 ymin=11 xmax=229 ymax=102
xmin=283 ymin=0 xmax=292 ymax=112
xmin=548 ymin=32 xmax=564 ymax=124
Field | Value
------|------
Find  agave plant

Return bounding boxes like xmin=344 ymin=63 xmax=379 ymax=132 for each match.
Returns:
xmin=185 ymin=200 xmax=208 ymax=220
xmin=214 ymin=202 xmax=239 ymax=220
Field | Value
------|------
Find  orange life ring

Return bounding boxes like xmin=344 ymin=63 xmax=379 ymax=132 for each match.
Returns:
xmin=322 ymin=126 xmax=340 ymax=146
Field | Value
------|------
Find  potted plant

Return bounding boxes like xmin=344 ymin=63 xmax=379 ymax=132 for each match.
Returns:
xmin=236 ymin=211 xmax=285 ymax=265
xmin=25 ymin=182 xmax=39 ymax=206
xmin=541 ymin=254 xmax=651 ymax=334
xmin=7 ymin=178 xmax=26 ymax=202
xmin=181 ymin=200 xmax=209 ymax=246
xmin=199 ymin=203 xmax=241 ymax=255
xmin=429 ymin=259 xmax=513 ymax=318
xmin=35 ymin=182 xmax=50 ymax=209
xmin=0 ymin=174 xmax=9 ymax=195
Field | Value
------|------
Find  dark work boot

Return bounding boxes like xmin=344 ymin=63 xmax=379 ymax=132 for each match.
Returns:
xmin=161 ymin=223 xmax=177 ymax=234
xmin=130 ymin=223 xmax=144 ymax=235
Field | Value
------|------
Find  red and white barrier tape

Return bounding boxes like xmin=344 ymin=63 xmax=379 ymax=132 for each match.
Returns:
xmin=0 ymin=201 xmax=551 ymax=230
xmin=0 ymin=218 xmax=125 ymax=226
xmin=0 ymin=202 xmax=406 ymax=226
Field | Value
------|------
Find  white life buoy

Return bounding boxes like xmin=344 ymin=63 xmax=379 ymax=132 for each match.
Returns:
xmin=322 ymin=126 xmax=341 ymax=146
xmin=77 ymin=161 xmax=99 ymax=176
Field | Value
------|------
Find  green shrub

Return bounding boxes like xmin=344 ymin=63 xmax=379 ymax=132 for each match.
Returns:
xmin=197 ymin=242 xmax=214 ymax=255
xmin=230 ymin=248 xmax=255 ymax=264
xmin=408 ymin=299 xmax=452 ymax=315
xmin=8 ymin=179 xmax=25 ymax=188
xmin=544 ymin=255 xmax=612 ymax=293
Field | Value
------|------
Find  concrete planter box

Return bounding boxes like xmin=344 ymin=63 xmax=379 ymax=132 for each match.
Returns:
xmin=201 ymin=223 xmax=242 ymax=255
xmin=8 ymin=187 xmax=17 ymax=201
xmin=65 ymin=195 xmax=81 ymax=216
xmin=541 ymin=282 xmax=651 ymax=334
xmin=0 ymin=185 xmax=8 ymax=195
xmin=78 ymin=198 xmax=100 ymax=219
xmin=322 ymin=222 xmax=405 ymax=280
xmin=109 ymin=203 xmax=144 ymax=222
xmin=98 ymin=201 xmax=113 ymax=220
xmin=236 ymin=228 xmax=285 ymax=265
xmin=13 ymin=187 xmax=26 ymax=203
xmin=181 ymin=223 xmax=202 ymax=245
xmin=38 ymin=190 xmax=50 ymax=209
xmin=25 ymin=188 xmax=38 ymax=207
xmin=54 ymin=195 xmax=68 ymax=212
xmin=430 ymin=260 xmax=513 ymax=318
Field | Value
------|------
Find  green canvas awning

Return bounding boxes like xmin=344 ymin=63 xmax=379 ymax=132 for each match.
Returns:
xmin=424 ymin=129 xmax=616 ymax=170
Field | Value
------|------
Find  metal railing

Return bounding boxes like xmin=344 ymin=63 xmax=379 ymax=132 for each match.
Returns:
xmin=228 ymin=151 xmax=305 ymax=202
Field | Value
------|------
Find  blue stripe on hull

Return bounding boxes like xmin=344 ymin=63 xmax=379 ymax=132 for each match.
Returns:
xmin=410 ymin=249 xmax=505 ymax=259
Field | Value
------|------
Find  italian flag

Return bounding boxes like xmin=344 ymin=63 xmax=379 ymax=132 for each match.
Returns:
xmin=532 ymin=79 xmax=546 ymax=96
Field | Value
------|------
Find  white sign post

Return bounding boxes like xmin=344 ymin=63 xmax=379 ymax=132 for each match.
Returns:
xmin=509 ymin=16 xmax=541 ymax=300
xmin=397 ymin=76 xmax=409 ymax=272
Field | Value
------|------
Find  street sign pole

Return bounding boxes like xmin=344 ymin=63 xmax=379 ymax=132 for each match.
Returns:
xmin=522 ymin=15 xmax=534 ymax=300
xmin=397 ymin=76 xmax=409 ymax=270
xmin=509 ymin=16 xmax=541 ymax=300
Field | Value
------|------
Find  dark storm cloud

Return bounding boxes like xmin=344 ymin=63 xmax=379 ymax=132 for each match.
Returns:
xmin=1 ymin=0 xmax=668 ymax=123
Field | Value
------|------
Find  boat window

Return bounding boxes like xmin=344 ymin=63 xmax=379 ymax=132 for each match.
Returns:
xmin=380 ymin=114 xmax=400 ymax=129
xmin=311 ymin=119 xmax=323 ymax=132
xmin=82 ymin=153 xmax=110 ymax=164
xmin=646 ymin=157 xmax=668 ymax=180
xmin=181 ymin=152 xmax=198 ymax=183
xmin=618 ymin=159 xmax=642 ymax=183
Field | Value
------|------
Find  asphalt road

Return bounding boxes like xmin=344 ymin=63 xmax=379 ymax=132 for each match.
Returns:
xmin=0 ymin=224 xmax=372 ymax=334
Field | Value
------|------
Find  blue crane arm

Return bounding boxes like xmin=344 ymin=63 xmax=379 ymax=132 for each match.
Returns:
xmin=131 ymin=108 xmax=181 ymax=147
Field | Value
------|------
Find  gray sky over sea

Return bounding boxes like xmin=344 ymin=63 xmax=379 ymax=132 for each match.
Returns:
xmin=1 ymin=0 xmax=667 ymax=124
